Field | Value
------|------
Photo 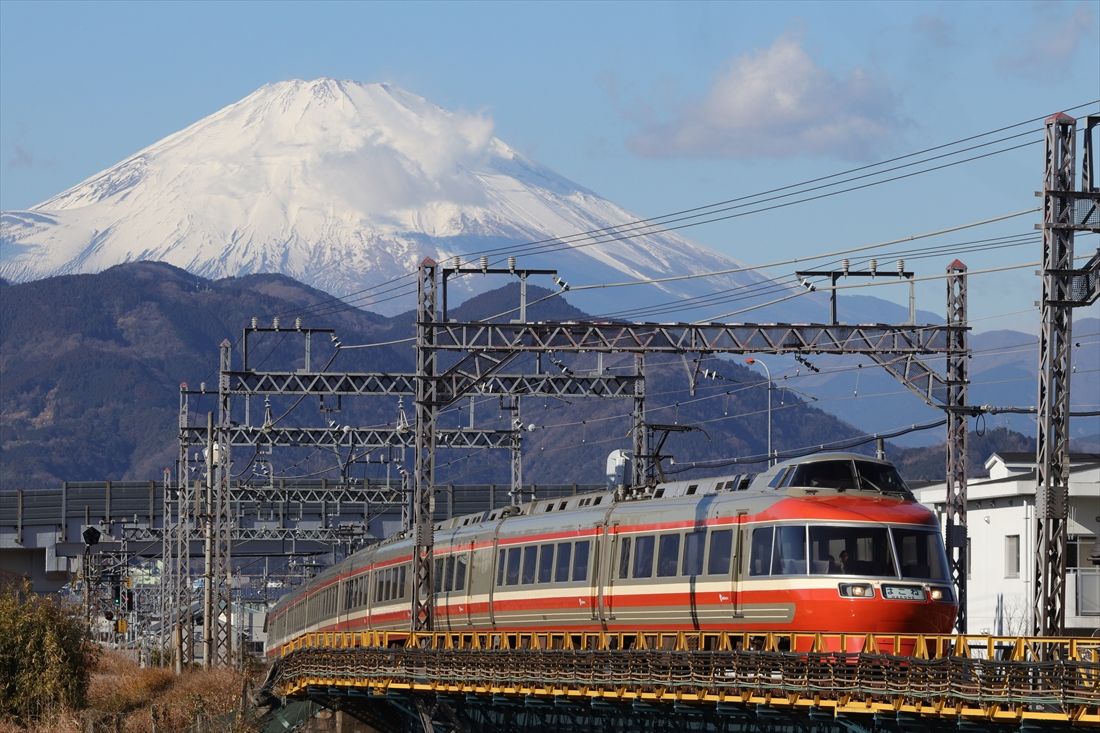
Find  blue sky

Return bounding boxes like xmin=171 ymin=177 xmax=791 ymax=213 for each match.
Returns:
xmin=1 ymin=0 xmax=1097 ymax=330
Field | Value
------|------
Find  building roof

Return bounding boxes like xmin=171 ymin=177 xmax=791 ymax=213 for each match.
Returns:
xmin=985 ymin=451 xmax=1100 ymax=470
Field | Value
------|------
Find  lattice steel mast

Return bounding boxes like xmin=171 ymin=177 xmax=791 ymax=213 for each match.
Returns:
xmin=1034 ymin=113 xmax=1100 ymax=635
xmin=945 ymin=260 xmax=969 ymax=632
xmin=413 ymin=259 xmax=439 ymax=632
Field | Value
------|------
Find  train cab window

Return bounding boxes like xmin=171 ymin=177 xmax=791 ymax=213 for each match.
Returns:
xmin=633 ymin=535 xmax=655 ymax=578
xmin=787 ymin=460 xmax=857 ymax=490
xmin=772 ymin=525 xmax=807 ymax=575
xmin=768 ymin=467 xmax=792 ymax=488
xmin=618 ymin=536 xmax=632 ymax=579
xmin=750 ymin=527 xmax=774 ymax=576
xmin=572 ymin=540 xmax=591 ymax=582
xmin=707 ymin=529 xmax=733 ymax=575
xmin=454 ymin=556 xmax=467 ymax=591
xmin=506 ymin=548 xmax=521 ymax=586
xmin=522 ymin=546 xmax=538 ymax=584
xmin=657 ymin=534 xmax=680 ymax=577
xmin=855 ymin=461 xmax=911 ymax=496
xmin=683 ymin=530 xmax=705 ymax=576
xmin=555 ymin=542 xmax=572 ymax=582
xmin=537 ymin=544 xmax=555 ymax=583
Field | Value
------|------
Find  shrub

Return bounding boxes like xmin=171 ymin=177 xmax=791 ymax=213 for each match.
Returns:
xmin=0 ymin=580 xmax=99 ymax=726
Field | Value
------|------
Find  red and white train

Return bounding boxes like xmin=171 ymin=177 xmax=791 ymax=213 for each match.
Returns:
xmin=265 ymin=452 xmax=957 ymax=656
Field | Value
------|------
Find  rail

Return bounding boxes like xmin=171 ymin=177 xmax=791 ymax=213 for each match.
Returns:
xmin=263 ymin=630 xmax=1100 ymax=726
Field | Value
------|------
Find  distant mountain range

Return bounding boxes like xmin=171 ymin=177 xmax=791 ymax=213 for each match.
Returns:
xmin=1 ymin=263 xmax=1083 ymax=489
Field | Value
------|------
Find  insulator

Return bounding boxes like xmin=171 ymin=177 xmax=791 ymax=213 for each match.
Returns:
xmin=869 ymin=258 xmax=877 ymax=275
xmin=250 ymin=316 xmax=258 ymax=328
xmin=508 ymin=256 xmax=516 ymax=272
xmin=294 ymin=317 xmax=302 ymax=329
xmin=841 ymin=258 xmax=849 ymax=275
xmin=273 ymin=316 xmax=280 ymax=330
xmin=480 ymin=255 xmax=489 ymax=271
xmin=452 ymin=255 xmax=461 ymax=269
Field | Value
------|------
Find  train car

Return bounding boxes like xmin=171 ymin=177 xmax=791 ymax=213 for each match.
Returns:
xmin=265 ymin=452 xmax=957 ymax=657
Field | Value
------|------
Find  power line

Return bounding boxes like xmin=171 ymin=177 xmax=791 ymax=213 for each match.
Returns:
xmin=277 ymin=102 xmax=1098 ymax=320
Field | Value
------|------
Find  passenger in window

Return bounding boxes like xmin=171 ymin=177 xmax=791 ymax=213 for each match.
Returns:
xmin=836 ymin=550 xmax=849 ymax=573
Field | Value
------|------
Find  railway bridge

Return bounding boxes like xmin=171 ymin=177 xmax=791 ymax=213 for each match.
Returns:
xmin=256 ymin=630 xmax=1100 ymax=732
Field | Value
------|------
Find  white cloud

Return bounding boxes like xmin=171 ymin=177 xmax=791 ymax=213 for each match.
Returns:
xmin=320 ymin=105 xmax=495 ymax=217
xmin=999 ymin=3 xmax=1097 ymax=75
xmin=627 ymin=36 xmax=901 ymax=160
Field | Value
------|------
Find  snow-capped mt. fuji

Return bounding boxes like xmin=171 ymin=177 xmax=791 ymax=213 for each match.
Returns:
xmin=1 ymin=78 xmax=791 ymax=316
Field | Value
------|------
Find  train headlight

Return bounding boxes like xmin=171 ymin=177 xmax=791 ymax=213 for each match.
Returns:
xmin=929 ymin=588 xmax=945 ymax=601
xmin=838 ymin=583 xmax=874 ymax=598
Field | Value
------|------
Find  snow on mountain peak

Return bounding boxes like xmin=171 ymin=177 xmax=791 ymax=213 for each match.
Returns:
xmin=1 ymin=78 xmax=780 ymax=316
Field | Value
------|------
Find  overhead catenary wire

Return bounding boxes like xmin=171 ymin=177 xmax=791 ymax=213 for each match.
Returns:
xmin=278 ymin=102 xmax=1098 ymax=320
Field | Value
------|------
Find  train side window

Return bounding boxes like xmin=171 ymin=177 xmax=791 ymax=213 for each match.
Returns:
xmin=657 ymin=534 xmax=680 ymax=577
xmin=572 ymin=540 xmax=591 ymax=582
xmin=683 ymin=530 xmax=705 ymax=576
xmin=772 ymin=525 xmax=807 ymax=575
xmin=444 ymin=556 xmax=455 ymax=592
xmin=618 ymin=536 xmax=632 ymax=579
xmin=750 ymin=527 xmax=774 ymax=576
xmin=633 ymin=535 xmax=655 ymax=578
xmin=522 ymin=545 xmax=538 ymax=584
xmin=768 ymin=467 xmax=791 ymax=488
xmin=537 ymin=543 xmax=555 ymax=583
xmin=496 ymin=550 xmax=506 ymax=587
xmin=555 ymin=542 xmax=572 ymax=582
xmin=434 ymin=558 xmax=444 ymax=593
xmin=399 ymin=565 xmax=407 ymax=597
xmin=454 ymin=556 xmax=466 ymax=592
xmin=506 ymin=547 xmax=521 ymax=586
xmin=707 ymin=529 xmax=733 ymax=575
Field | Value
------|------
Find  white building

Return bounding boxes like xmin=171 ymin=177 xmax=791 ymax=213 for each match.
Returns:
xmin=914 ymin=452 xmax=1100 ymax=636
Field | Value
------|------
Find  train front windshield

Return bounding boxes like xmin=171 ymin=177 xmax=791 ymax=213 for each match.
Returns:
xmin=891 ymin=527 xmax=950 ymax=581
xmin=754 ymin=524 xmax=950 ymax=581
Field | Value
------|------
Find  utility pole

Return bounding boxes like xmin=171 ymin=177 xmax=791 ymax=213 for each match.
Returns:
xmin=202 ymin=411 xmax=214 ymax=669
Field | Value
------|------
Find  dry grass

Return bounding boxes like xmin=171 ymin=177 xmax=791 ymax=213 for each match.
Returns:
xmin=6 ymin=649 xmax=253 ymax=733
xmin=89 ymin=654 xmax=175 ymax=716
